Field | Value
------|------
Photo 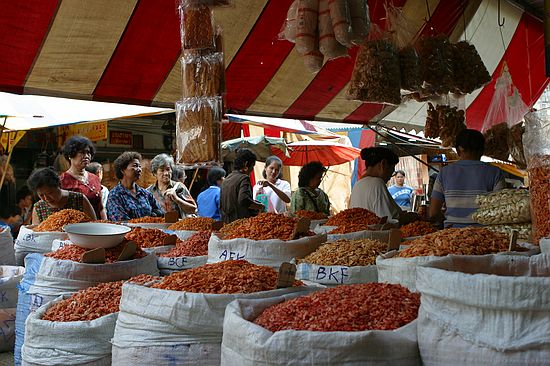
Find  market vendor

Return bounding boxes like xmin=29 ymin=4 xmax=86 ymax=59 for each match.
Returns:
xmin=290 ymin=161 xmax=331 ymax=216
xmin=220 ymin=148 xmax=264 ymax=223
xmin=388 ymin=170 xmax=414 ymax=209
xmin=349 ymin=147 xmax=417 ymax=224
xmin=106 ymin=152 xmax=163 ymax=221
xmin=253 ymin=156 xmax=291 ymax=213
xmin=27 ymin=167 xmax=96 ymax=224
xmin=429 ymin=129 xmax=505 ymax=227
xmin=60 ymin=136 xmax=107 ymax=220
xmin=147 ymin=153 xmax=197 ymax=218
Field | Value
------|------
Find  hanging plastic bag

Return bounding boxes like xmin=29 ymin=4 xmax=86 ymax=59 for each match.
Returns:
xmin=279 ymin=0 xmax=299 ymax=43
xmin=328 ymin=0 xmax=353 ymax=47
xmin=318 ymin=0 xmax=348 ymax=60
xmin=385 ymin=4 xmax=422 ymax=93
xmin=296 ymin=0 xmax=319 ymax=56
xmin=481 ymin=65 xmax=529 ymax=133
xmin=175 ymin=97 xmax=223 ymax=168
xmin=417 ymin=35 xmax=455 ymax=97
xmin=451 ymin=41 xmax=491 ymax=94
xmin=523 ymin=109 xmax=550 ymax=244
xmin=348 ymin=0 xmax=370 ymax=45
xmin=347 ymin=25 xmax=401 ymax=105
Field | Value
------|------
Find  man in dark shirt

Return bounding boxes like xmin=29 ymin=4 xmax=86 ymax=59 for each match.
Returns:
xmin=220 ymin=149 xmax=264 ymax=223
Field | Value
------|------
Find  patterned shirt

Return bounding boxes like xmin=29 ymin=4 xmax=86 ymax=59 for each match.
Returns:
xmin=147 ymin=180 xmax=193 ymax=219
xmin=107 ymin=182 xmax=163 ymax=221
xmin=290 ymin=187 xmax=331 ymax=216
xmin=34 ymin=191 xmax=85 ymax=223
xmin=432 ymin=160 xmax=505 ymax=227
xmin=60 ymin=172 xmax=103 ymax=218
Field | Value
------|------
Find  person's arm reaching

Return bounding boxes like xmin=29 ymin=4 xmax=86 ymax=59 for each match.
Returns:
xmin=238 ymin=177 xmax=263 ymax=211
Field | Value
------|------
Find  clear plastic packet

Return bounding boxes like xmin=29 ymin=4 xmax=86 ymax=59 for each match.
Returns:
xmin=318 ymin=0 xmax=348 ymax=60
xmin=347 ymin=38 xmax=401 ymax=105
xmin=508 ymin=123 xmax=526 ymax=169
xmin=523 ymin=109 xmax=550 ymax=243
xmin=175 ymin=97 xmax=222 ymax=167
xmin=451 ymin=41 xmax=491 ymax=94
xmin=385 ymin=4 xmax=422 ymax=93
xmin=179 ymin=4 xmax=215 ymax=50
xmin=399 ymin=46 xmax=422 ymax=93
xmin=481 ymin=65 xmax=529 ymax=133
xmin=181 ymin=51 xmax=224 ymax=98
xmin=303 ymin=36 xmax=324 ymax=73
xmin=348 ymin=0 xmax=370 ymax=45
xmin=296 ymin=0 xmax=319 ymax=56
xmin=424 ymin=103 xmax=466 ymax=146
xmin=279 ymin=0 xmax=299 ymax=43
xmin=417 ymin=35 xmax=455 ymax=97
xmin=329 ymin=0 xmax=352 ymax=47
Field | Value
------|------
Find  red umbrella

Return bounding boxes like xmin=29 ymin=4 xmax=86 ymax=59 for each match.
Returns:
xmin=274 ymin=140 xmax=361 ymax=166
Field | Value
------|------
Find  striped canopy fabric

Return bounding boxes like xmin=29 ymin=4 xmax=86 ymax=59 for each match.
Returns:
xmin=0 ymin=0 xmax=547 ymax=130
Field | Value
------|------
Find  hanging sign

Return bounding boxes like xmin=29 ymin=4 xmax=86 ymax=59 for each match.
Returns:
xmin=110 ymin=130 xmax=133 ymax=145
xmin=0 ymin=130 xmax=26 ymax=153
xmin=58 ymin=121 xmax=108 ymax=142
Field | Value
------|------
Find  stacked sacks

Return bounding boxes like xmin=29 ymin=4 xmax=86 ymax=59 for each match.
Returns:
xmin=21 ymin=275 xmax=158 ymax=366
xmin=472 ymin=189 xmax=532 ymax=242
xmin=208 ymin=213 xmax=326 ymax=269
xmin=14 ymin=249 xmax=158 ymax=365
xmin=0 ymin=266 xmax=25 ymax=352
xmin=111 ymin=260 xmax=314 ymax=365
xmin=221 ymin=283 xmax=421 ymax=365
xmin=296 ymin=238 xmax=387 ymax=286
xmin=376 ymin=227 xmax=509 ymax=291
xmin=416 ymin=254 xmax=550 ymax=365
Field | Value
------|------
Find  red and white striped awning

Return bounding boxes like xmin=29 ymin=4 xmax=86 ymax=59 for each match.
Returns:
xmin=0 ymin=0 xmax=547 ymax=130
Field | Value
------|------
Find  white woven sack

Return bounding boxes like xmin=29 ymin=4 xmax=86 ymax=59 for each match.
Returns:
xmin=416 ymin=254 xmax=550 ymax=365
xmin=0 ymin=266 xmax=25 ymax=309
xmin=111 ymin=282 xmax=314 ymax=366
xmin=375 ymin=251 xmax=436 ymax=291
xmin=0 ymin=227 xmax=15 ymax=265
xmin=22 ymin=295 xmax=115 ymax=366
xmin=50 ymin=239 xmax=73 ymax=251
xmin=14 ymin=226 xmax=68 ymax=266
xmin=314 ymin=225 xmax=396 ymax=243
xmin=221 ymin=296 xmax=421 ymax=366
xmin=207 ymin=233 xmax=326 ymax=269
xmin=15 ymin=253 xmax=159 ymax=365
xmin=296 ymin=262 xmax=377 ymax=286
xmin=170 ymin=230 xmax=198 ymax=241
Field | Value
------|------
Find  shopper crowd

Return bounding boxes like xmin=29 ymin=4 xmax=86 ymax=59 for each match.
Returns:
xmin=0 ymin=129 xmax=505 ymax=233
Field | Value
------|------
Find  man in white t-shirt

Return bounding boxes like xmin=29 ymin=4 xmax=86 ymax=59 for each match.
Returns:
xmin=350 ymin=147 xmax=417 ymax=224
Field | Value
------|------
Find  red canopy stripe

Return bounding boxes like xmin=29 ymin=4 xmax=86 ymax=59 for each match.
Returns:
xmin=225 ymin=0 xmax=295 ymax=112
xmin=93 ymin=0 xmax=180 ymax=105
xmin=0 ymin=0 xmax=59 ymax=93
xmin=418 ymin=0 xmax=468 ymax=38
xmin=282 ymin=0 xmax=407 ymax=120
xmin=466 ymin=13 xmax=549 ymax=130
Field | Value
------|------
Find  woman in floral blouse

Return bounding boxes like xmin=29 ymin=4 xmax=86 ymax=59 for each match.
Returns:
xmin=106 ymin=152 xmax=163 ymax=221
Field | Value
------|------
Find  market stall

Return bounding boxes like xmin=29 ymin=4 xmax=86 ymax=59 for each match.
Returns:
xmin=2 ymin=0 xmax=550 ymax=365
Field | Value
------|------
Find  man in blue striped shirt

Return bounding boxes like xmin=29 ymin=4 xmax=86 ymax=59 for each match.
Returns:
xmin=429 ymin=129 xmax=505 ymax=227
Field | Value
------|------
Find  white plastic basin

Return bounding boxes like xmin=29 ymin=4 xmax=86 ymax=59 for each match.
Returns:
xmin=63 ymin=223 xmax=131 ymax=249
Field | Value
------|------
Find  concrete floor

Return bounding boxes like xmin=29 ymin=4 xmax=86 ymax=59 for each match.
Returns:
xmin=0 ymin=352 xmax=13 ymax=366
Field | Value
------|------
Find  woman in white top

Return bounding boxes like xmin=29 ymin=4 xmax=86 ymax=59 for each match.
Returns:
xmin=253 ymin=156 xmax=291 ymax=213
xmin=350 ymin=147 xmax=417 ymax=224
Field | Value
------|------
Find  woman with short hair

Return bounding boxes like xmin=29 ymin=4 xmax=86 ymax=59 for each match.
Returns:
xmin=147 ymin=153 xmax=197 ymax=218
xmin=27 ymin=167 xmax=96 ymax=224
xmin=253 ymin=156 xmax=291 ymax=213
xmin=106 ymin=152 xmax=163 ymax=221
xmin=290 ymin=161 xmax=330 ymax=216
xmin=60 ymin=135 xmax=106 ymax=219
